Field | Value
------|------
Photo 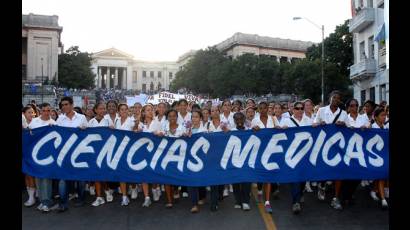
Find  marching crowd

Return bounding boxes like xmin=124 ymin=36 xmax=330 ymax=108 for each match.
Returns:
xmin=22 ymin=90 xmax=389 ymax=215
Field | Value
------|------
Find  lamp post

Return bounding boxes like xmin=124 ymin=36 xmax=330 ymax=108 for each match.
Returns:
xmin=41 ymin=57 xmax=44 ymax=103
xmin=293 ymin=17 xmax=325 ymax=104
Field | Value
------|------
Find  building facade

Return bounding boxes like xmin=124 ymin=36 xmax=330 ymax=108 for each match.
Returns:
xmin=22 ymin=13 xmax=63 ymax=83
xmin=349 ymin=0 xmax=388 ymax=105
xmin=215 ymin=32 xmax=314 ymax=63
xmin=91 ymin=48 xmax=178 ymax=92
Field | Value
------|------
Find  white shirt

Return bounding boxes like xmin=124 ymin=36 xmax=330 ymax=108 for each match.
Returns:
xmin=207 ymin=120 xmax=223 ymax=133
xmin=104 ymin=113 xmax=119 ymax=127
xmin=348 ymin=113 xmax=370 ymax=128
xmin=281 ymin=115 xmax=312 ymax=128
xmin=22 ymin=114 xmax=28 ymax=128
xmin=155 ymin=115 xmax=168 ymax=128
xmin=372 ymin=122 xmax=388 ymax=130
xmin=56 ymin=111 xmax=88 ymax=128
xmin=220 ymin=112 xmax=235 ymax=130
xmin=303 ymin=112 xmax=315 ymax=124
xmin=282 ymin=111 xmax=291 ymax=118
xmin=114 ymin=116 xmax=135 ymax=131
xmin=231 ymin=126 xmax=251 ymax=131
xmin=251 ymin=115 xmax=277 ymax=128
xmin=314 ymin=105 xmax=349 ymax=125
xmin=29 ymin=117 xmax=56 ymax=129
xmin=142 ymin=119 xmax=162 ymax=133
xmin=88 ymin=117 xmax=110 ymax=127
xmin=177 ymin=112 xmax=192 ymax=127
xmin=163 ymin=123 xmax=187 ymax=137
xmin=274 ymin=115 xmax=287 ymax=127
xmin=191 ymin=124 xmax=207 ymax=134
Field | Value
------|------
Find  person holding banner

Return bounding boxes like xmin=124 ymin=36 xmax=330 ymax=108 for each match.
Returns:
xmin=370 ymin=107 xmax=389 ymax=209
xmin=55 ymin=96 xmax=88 ymax=212
xmin=176 ymin=99 xmax=191 ymax=198
xmin=220 ymin=99 xmax=235 ymax=197
xmin=140 ymin=104 xmax=163 ymax=207
xmin=89 ymin=102 xmax=112 ymax=207
xmin=104 ymin=100 xmax=119 ymax=127
xmin=155 ymin=102 xmax=168 ymax=128
xmin=187 ymin=110 xmax=207 ymax=213
xmin=281 ymin=101 xmax=313 ymax=214
xmin=28 ymin=103 xmax=57 ymax=212
xmin=160 ymin=109 xmax=189 ymax=208
xmin=133 ymin=102 xmax=143 ymax=123
xmin=113 ymin=103 xmax=142 ymax=206
xmin=251 ymin=101 xmax=279 ymax=213
xmin=207 ymin=105 xmax=228 ymax=211
xmin=22 ymin=106 xmax=37 ymax=207
xmin=313 ymin=91 xmax=349 ymax=202
xmin=330 ymin=98 xmax=370 ymax=210
xmin=201 ymin=107 xmax=211 ymax=127
xmin=231 ymin=112 xmax=252 ymax=211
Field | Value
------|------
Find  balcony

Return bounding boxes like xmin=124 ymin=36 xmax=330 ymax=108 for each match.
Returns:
xmin=350 ymin=58 xmax=377 ymax=80
xmin=349 ymin=8 xmax=375 ymax=33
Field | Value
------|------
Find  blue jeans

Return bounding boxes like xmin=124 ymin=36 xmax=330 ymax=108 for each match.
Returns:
xmin=188 ymin=187 xmax=206 ymax=206
xmin=59 ymin=180 xmax=86 ymax=207
xmin=38 ymin=178 xmax=53 ymax=207
xmin=291 ymin=183 xmax=304 ymax=204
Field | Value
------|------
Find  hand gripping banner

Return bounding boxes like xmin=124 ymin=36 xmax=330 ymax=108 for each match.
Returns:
xmin=22 ymin=125 xmax=389 ymax=186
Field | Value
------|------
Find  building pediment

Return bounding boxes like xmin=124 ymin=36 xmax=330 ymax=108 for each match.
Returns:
xmin=93 ymin=48 xmax=134 ymax=59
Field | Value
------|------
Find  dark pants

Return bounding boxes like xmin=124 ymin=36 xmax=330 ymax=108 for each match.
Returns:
xmin=210 ymin=185 xmax=224 ymax=207
xmin=290 ymin=183 xmax=305 ymax=204
xmin=340 ymin=180 xmax=360 ymax=201
xmin=188 ymin=187 xmax=207 ymax=206
xmin=233 ymin=183 xmax=251 ymax=205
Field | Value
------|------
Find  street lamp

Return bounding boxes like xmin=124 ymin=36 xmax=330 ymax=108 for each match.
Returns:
xmin=293 ymin=17 xmax=325 ymax=104
xmin=41 ymin=57 xmax=44 ymax=103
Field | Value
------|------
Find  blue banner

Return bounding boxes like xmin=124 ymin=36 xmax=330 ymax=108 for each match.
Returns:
xmin=22 ymin=125 xmax=389 ymax=186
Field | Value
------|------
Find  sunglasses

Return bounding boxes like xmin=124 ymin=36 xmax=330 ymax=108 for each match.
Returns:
xmin=294 ymin=107 xmax=304 ymax=110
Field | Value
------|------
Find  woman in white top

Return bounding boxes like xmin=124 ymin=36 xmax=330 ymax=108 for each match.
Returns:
xmin=245 ymin=106 xmax=256 ymax=129
xmin=159 ymin=109 xmax=188 ymax=208
xmin=140 ymin=104 xmax=163 ymax=208
xmin=268 ymin=102 xmax=275 ymax=117
xmin=246 ymin=98 xmax=259 ymax=119
xmin=187 ymin=110 xmax=207 ymax=213
xmin=22 ymin=106 xmax=36 ymax=207
xmin=89 ymin=103 xmax=112 ymax=207
xmin=201 ymin=107 xmax=211 ymax=127
xmin=133 ymin=102 xmax=143 ymax=123
xmin=370 ymin=107 xmax=389 ymax=209
xmin=220 ymin=99 xmax=235 ymax=131
xmin=303 ymin=99 xmax=315 ymax=123
xmin=155 ymin=102 xmax=168 ymax=128
xmin=251 ymin=102 xmax=278 ymax=214
xmin=281 ymin=102 xmax=313 ymax=214
xmin=177 ymin=99 xmax=192 ymax=127
xmin=273 ymin=103 xmax=286 ymax=127
xmin=114 ymin=103 xmax=141 ymax=206
xmin=104 ymin=100 xmax=119 ymax=127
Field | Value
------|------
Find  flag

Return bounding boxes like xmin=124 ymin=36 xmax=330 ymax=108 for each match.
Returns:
xmin=374 ymin=23 xmax=385 ymax=42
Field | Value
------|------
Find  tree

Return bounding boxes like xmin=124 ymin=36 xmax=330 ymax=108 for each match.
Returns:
xmin=58 ymin=46 xmax=95 ymax=89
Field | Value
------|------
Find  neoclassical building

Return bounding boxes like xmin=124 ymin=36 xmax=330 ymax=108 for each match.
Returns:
xmin=22 ymin=13 xmax=63 ymax=83
xmin=91 ymin=48 xmax=178 ymax=92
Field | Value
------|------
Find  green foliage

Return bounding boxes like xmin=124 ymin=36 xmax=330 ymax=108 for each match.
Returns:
xmin=171 ymin=21 xmax=353 ymax=103
xmin=58 ymin=46 xmax=95 ymax=89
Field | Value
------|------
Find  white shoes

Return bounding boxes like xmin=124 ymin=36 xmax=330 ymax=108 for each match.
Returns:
xmin=223 ymin=188 xmax=229 ymax=197
xmin=305 ymin=182 xmax=313 ymax=193
xmin=242 ymin=203 xmax=250 ymax=211
xmin=174 ymin=193 xmax=180 ymax=199
xmin=89 ymin=186 xmax=96 ymax=196
xmin=142 ymin=197 xmax=152 ymax=207
xmin=384 ymin=188 xmax=389 ymax=199
xmin=381 ymin=199 xmax=388 ymax=209
xmin=105 ymin=190 xmax=114 ymax=202
xmin=24 ymin=198 xmax=35 ymax=207
xmin=229 ymin=184 xmax=233 ymax=193
xmin=131 ymin=188 xmax=138 ymax=200
xmin=370 ymin=191 xmax=379 ymax=201
xmin=152 ymin=188 xmax=161 ymax=201
xmin=92 ymin=197 xmax=105 ymax=207
xmin=182 ymin=192 xmax=189 ymax=198
xmin=121 ymin=196 xmax=130 ymax=206
xmin=234 ymin=204 xmax=242 ymax=209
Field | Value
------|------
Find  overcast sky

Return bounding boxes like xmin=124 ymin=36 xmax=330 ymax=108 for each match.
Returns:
xmin=22 ymin=0 xmax=351 ymax=62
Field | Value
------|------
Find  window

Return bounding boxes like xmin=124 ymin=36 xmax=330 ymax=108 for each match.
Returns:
xmin=380 ymin=84 xmax=386 ymax=101
xmin=359 ymin=41 xmax=366 ymax=60
xmin=367 ymin=0 xmax=373 ymax=8
xmin=169 ymin=72 xmax=173 ymax=78
xmin=361 ymin=90 xmax=366 ymax=105
xmin=150 ymin=71 xmax=154 ymax=78
xmin=157 ymin=82 xmax=162 ymax=90
xmin=158 ymin=71 xmax=162 ymax=78
xmin=150 ymin=82 xmax=154 ymax=91
xmin=370 ymin=87 xmax=375 ymax=102
xmin=280 ymin=57 xmax=288 ymax=63
xmin=142 ymin=71 xmax=146 ymax=78
xmin=142 ymin=83 xmax=146 ymax=92
xmin=368 ymin=36 xmax=374 ymax=59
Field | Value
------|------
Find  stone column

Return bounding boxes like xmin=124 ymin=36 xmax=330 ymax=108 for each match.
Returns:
xmin=127 ymin=66 xmax=132 ymax=90
xmin=277 ymin=56 xmax=281 ymax=63
xmin=114 ymin=68 xmax=119 ymax=88
xmin=123 ymin=68 xmax=127 ymax=89
xmin=98 ymin=67 xmax=102 ymax=88
xmin=107 ymin=67 xmax=111 ymax=88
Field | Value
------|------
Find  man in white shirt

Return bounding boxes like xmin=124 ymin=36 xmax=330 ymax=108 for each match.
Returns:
xmin=55 ymin=97 xmax=88 ymax=212
xmin=312 ymin=91 xmax=349 ymax=204
xmin=28 ymin=103 xmax=56 ymax=212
